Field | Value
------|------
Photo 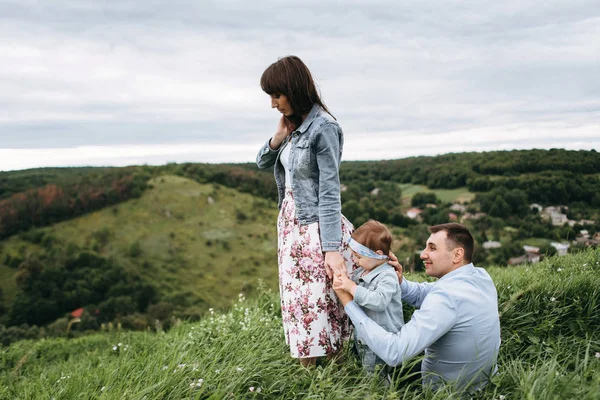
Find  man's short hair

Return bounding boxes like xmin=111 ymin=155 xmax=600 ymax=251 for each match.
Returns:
xmin=428 ymin=223 xmax=474 ymax=262
xmin=351 ymin=220 xmax=392 ymax=255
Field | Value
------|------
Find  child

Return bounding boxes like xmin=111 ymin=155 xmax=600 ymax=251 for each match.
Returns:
xmin=333 ymin=220 xmax=404 ymax=376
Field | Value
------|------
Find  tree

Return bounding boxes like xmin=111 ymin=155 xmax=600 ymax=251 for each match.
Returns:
xmin=411 ymin=192 xmax=438 ymax=207
xmin=488 ymin=196 xmax=511 ymax=218
xmin=539 ymin=244 xmax=557 ymax=257
xmin=341 ymin=200 xmax=362 ymax=224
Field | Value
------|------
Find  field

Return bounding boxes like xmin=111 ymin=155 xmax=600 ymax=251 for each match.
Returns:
xmin=2 ymin=248 xmax=599 ymax=399
xmin=399 ymin=184 xmax=476 ymax=206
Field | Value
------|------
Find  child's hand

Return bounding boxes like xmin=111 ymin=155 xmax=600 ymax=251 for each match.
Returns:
xmin=333 ymin=273 xmax=357 ymax=295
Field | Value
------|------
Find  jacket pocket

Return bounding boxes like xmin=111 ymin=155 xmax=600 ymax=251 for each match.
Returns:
xmin=292 ymin=138 xmax=312 ymax=175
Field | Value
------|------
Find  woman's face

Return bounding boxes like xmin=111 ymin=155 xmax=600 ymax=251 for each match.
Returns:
xmin=270 ymin=93 xmax=293 ymax=117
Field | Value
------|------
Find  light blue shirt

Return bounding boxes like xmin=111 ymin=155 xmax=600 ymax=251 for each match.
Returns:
xmin=345 ymin=263 xmax=501 ymax=390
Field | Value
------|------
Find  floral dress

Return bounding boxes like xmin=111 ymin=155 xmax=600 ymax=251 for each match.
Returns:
xmin=277 ymin=188 xmax=356 ymax=358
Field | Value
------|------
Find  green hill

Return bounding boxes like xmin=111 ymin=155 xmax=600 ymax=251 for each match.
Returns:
xmin=1 ymin=249 xmax=599 ymax=399
xmin=1 ymin=149 xmax=599 ymax=344
xmin=0 ymin=175 xmax=279 ymax=318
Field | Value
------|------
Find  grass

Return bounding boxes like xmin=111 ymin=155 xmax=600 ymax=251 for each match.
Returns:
xmin=399 ymin=184 xmax=475 ymax=205
xmin=1 ymin=249 xmax=599 ymax=399
xmin=519 ymin=237 xmax=551 ymax=247
xmin=0 ymin=175 xmax=280 ymax=313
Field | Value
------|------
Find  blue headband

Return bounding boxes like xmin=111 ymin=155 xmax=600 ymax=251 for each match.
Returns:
xmin=348 ymin=238 xmax=389 ymax=260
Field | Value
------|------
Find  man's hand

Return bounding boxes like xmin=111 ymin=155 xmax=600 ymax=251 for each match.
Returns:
xmin=324 ymin=251 xmax=346 ymax=279
xmin=388 ymin=251 xmax=403 ymax=284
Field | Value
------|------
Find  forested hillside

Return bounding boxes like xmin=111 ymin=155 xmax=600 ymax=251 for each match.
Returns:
xmin=1 ymin=148 xmax=599 ymax=346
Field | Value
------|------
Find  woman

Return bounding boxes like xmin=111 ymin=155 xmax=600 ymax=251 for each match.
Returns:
xmin=256 ymin=55 xmax=356 ymax=367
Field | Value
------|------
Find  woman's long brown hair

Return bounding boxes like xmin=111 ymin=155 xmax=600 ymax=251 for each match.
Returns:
xmin=260 ymin=55 xmax=335 ymax=128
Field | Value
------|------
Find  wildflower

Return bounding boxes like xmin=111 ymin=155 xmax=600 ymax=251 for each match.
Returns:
xmin=583 ymin=263 xmax=588 ymax=267
xmin=499 ymin=395 xmax=506 ymax=400
xmin=236 ymin=367 xmax=243 ymax=372
xmin=250 ymin=387 xmax=255 ymax=392
xmin=162 ymin=365 xmax=169 ymax=371
xmin=595 ymin=352 xmax=600 ymax=359
xmin=550 ymin=297 xmax=556 ymax=302
xmin=507 ymin=285 xmax=511 ymax=289
xmin=56 ymin=374 xmax=71 ymax=383
xmin=215 ymin=369 xmax=221 ymax=373
xmin=556 ymin=268 xmax=563 ymax=272
xmin=112 ymin=345 xmax=118 ymax=351
xmin=189 ymin=378 xmax=204 ymax=388
xmin=101 ymin=386 xmax=106 ymax=392
xmin=118 ymin=342 xmax=122 ymax=347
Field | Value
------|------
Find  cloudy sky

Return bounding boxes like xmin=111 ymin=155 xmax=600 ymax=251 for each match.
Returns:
xmin=1 ymin=0 xmax=599 ymax=171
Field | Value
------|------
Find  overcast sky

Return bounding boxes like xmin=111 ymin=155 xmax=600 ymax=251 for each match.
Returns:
xmin=1 ymin=0 xmax=599 ymax=171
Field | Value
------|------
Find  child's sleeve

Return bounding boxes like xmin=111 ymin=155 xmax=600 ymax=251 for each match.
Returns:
xmin=353 ymin=272 xmax=399 ymax=312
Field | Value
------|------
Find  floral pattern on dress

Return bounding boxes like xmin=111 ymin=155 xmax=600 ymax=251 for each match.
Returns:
xmin=277 ymin=188 xmax=356 ymax=358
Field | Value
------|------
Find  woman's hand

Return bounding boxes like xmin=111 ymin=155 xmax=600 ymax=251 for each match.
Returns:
xmin=324 ymin=251 xmax=346 ymax=280
xmin=269 ymin=116 xmax=295 ymax=150
xmin=388 ymin=251 xmax=403 ymax=284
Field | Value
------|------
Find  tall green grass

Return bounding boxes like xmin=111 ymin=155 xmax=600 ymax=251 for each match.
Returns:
xmin=1 ymin=249 xmax=599 ymax=399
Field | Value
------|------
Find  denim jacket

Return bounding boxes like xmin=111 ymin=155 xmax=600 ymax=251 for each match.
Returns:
xmin=256 ymin=104 xmax=344 ymax=251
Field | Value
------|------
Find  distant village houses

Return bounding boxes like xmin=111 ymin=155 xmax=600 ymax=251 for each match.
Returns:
xmin=450 ymin=203 xmax=467 ymax=213
xmin=538 ymin=205 xmax=596 ymax=227
xmin=574 ymin=230 xmax=600 ymax=247
xmin=508 ymin=245 xmax=541 ymax=265
xmin=483 ymin=240 xmax=502 ymax=250
xmin=460 ymin=212 xmax=487 ymax=222
xmin=529 ymin=203 xmax=543 ymax=213
xmin=541 ymin=206 xmax=569 ymax=226
xmin=406 ymin=208 xmax=422 ymax=220
xmin=550 ymin=242 xmax=570 ymax=256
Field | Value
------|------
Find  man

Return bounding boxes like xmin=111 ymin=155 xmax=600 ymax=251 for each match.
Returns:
xmin=333 ymin=223 xmax=501 ymax=391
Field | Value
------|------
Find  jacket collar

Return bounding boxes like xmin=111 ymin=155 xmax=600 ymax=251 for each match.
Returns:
xmin=358 ymin=262 xmax=393 ymax=284
xmin=294 ymin=103 xmax=321 ymax=134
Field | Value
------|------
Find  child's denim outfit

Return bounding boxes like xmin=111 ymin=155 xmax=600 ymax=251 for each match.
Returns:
xmin=351 ymin=262 xmax=404 ymax=375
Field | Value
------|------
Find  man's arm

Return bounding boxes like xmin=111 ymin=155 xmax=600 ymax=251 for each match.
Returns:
xmin=345 ymin=289 xmax=457 ymax=366
xmin=400 ymin=279 xmax=436 ymax=308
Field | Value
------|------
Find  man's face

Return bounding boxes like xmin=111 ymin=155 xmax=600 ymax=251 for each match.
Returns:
xmin=420 ymin=230 xmax=457 ymax=278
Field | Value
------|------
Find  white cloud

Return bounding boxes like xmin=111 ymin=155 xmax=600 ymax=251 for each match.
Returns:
xmin=0 ymin=0 xmax=599 ymax=171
